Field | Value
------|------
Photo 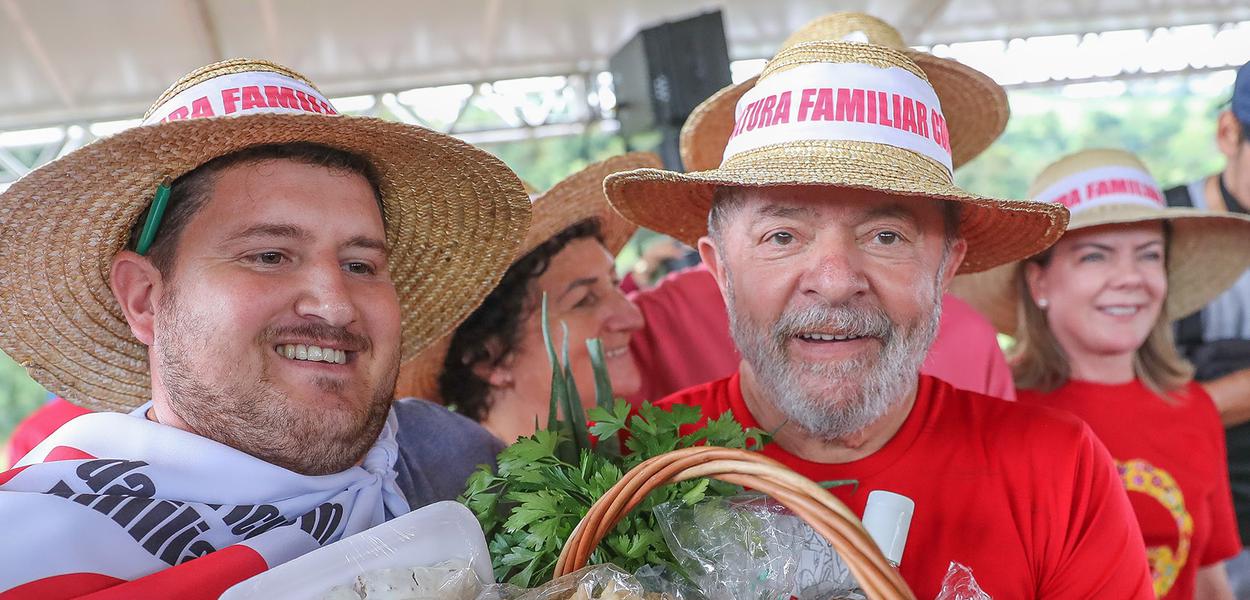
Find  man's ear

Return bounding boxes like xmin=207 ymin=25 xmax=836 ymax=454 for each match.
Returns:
xmin=1217 ymin=110 xmax=1243 ymax=160
xmin=938 ymin=237 xmax=969 ymax=292
xmin=110 ymin=250 xmax=163 ymax=346
xmin=697 ymin=236 xmax=731 ymax=298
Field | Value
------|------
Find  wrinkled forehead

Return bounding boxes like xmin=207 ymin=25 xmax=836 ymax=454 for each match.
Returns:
xmin=729 ymin=185 xmax=947 ymax=226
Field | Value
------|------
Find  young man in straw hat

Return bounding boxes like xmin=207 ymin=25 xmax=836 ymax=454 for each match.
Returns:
xmin=628 ymin=13 xmax=1016 ymax=407
xmin=604 ymin=23 xmax=1154 ymax=600
xmin=0 ymin=59 xmax=530 ymax=596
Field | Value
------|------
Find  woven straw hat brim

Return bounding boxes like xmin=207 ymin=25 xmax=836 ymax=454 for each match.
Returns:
xmin=523 ymin=152 xmax=662 ymax=256
xmin=679 ymin=52 xmax=1008 ymax=173
xmin=605 ymin=140 xmax=1068 ymax=275
xmin=0 ymin=113 xmax=531 ymax=412
xmin=397 ymin=152 xmax=662 ymax=403
xmin=952 ymin=207 xmax=1250 ymax=335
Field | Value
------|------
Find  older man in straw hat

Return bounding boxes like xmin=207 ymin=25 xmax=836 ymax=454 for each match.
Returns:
xmin=604 ymin=17 xmax=1153 ymax=600
xmin=0 ymin=59 xmax=529 ymax=596
xmin=628 ymin=14 xmax=1016 ymax=407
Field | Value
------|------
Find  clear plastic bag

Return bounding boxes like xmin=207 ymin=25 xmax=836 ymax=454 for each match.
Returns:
xmin=653 ymin=495 xmax=803 ymax=600
xmin=477 ymin=564 xmax=654 ymax=600
xmin=934 ymin=562 xmax=990 ymax=600
xmin=323 ymin=561 xmax=482 ymax=599
xmin=632 ymin=564 xmax=699 ymax=599
xmin=221 ymin=501 xmax=494 ymax=599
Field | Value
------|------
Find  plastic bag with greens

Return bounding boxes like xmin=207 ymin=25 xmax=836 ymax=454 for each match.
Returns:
xmin=475 ymin=564 xmax=666 ymax=600
xmin=654 ymin=495 xmax=803 ymax=600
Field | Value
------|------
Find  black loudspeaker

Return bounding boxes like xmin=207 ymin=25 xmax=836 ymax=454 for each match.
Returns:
xmin=609 ymin=10 xmax=733 ymax=170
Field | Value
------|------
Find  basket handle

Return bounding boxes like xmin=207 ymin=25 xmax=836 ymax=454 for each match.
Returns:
xmin=553 ymin=446 xmax=916 ymax=600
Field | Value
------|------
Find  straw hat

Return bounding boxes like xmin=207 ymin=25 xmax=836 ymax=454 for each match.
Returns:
xmin=0 ymin=58 xmax=532 ymax=412
xmin=952 ymin=148 xmax=1250 ymax=335
xmin=604 ymin=39 xmax=1067 ymax=275
xmin=396 ymin=152 xmax=662 ymax=402
xmin=679 ymin=13 xmax=1008 ymax=173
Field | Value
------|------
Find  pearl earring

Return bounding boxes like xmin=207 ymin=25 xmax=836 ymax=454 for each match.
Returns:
xmin=1037 ymin=298 xmax=1050 ymax=309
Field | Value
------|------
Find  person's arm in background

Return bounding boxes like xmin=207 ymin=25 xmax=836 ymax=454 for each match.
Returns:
xmin=1195 ymin=563 xmax=1234 ymax=600
xmin=1202 ymin=368 xmax=1250 ymax=426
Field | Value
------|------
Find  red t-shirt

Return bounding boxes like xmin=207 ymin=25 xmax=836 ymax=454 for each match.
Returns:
xmin=1019 ymin=380 xmax=1242 ymax=600
xmin=627 ymin=265 xmax=1015 ymax=405
xmin=659 ymin=373 xmax=1153 ymax=599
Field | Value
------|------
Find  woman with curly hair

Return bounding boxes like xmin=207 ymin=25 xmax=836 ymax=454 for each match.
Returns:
xmin=395 ymin=153 xmax=659 ymax=443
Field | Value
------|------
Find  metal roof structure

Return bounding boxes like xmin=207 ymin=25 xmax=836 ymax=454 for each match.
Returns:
xmin=3 ymin=0 xmax=1249 ymax=130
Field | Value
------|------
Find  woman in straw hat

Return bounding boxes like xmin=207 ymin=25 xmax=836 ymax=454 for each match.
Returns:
xmin=395 ymin=153 xmax=659 ymax=444
xmin=629 ymin=12 xmax=1016 ymax=405
xmin=602 ymin=13 xmax=1158 ymax=597
xmin=958 ymin=148 xmax=1249 ymax=599
xmin=0 ymin=58 xmax=530 ymax=595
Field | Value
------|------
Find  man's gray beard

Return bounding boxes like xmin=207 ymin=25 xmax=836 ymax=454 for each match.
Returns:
xmin=726 ymin=269 xmax=943 ymax=442
xmin=154 ymin=287 xmax=397 ymax=476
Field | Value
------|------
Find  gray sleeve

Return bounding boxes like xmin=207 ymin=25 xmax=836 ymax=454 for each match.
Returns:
xmin=390 ymin=397 xmax=505 ymax=511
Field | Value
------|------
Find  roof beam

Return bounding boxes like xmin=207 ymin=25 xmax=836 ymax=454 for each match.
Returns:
xmin=2 ymin=0 xmax=75 ymax=108
xmin=480 ymin=0 xmax=503 ymax=67
xmin=184 ymin=0 xmax=223 ymax=62
xmin=258 ymin=0 xmax=282 ymax=60
xmin=898 ymin=0 xmax=956 ymax=41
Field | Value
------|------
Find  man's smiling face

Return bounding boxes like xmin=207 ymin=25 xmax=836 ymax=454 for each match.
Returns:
xmin=701 ymin=185 xmax=965 ymax=441
xmin=147 ymin=158 xmax=401 ymax=475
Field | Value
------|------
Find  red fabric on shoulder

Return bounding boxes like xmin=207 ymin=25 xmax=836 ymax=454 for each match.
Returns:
xmin=43 ymin=446 xmax=96 ymax=463
xmin=0 ymin=545 xmax=267 ymax=600
xmin=0 ymin=572 xmax=123 ymax=599
xmin=0 ymin=466 xmax=28 ymax=487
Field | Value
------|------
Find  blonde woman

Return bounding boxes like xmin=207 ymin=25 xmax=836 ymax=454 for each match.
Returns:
xmin=960 ymin=149 xmax=1250 ymax=599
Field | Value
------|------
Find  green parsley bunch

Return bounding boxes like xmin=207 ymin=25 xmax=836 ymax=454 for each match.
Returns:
xmin=460 ymin=298 xmax=767 ymax=587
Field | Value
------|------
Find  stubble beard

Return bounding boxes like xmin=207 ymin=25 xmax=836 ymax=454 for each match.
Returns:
xmin=725 ymin=263 xmax=944 ymax=442
xmin=154 ymin=285 xmax=398 ymax=476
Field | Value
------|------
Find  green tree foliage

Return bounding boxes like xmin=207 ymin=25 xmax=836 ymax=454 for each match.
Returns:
xmin=0 ymin=350 xmax=49 ymax=463
xmin=956 ymin=83 xmax=1226 ymax=198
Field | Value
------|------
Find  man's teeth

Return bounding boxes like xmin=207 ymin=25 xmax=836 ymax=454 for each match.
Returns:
xmin=604 ymin=346 xmax=629 ymax=359
xmin=798 ymin=333 xmax=862 ymax=341
xmin=1100 ymin=306 xmax=1140 ymax=316
xmin=277 ymin=344 xmax=347 ymax=364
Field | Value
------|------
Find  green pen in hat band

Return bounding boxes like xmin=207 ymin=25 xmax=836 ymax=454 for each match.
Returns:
xmin=135 ymin=180 xmax=172 ymax=255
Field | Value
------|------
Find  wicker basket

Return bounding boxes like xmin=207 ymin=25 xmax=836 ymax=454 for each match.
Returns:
xmin=553 ymin=446 xmax=916 ymax=599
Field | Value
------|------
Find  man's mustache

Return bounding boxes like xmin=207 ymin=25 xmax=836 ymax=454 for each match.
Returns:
xmin=259 ymin=323 xmax=371 ymax=353
xmin=772 ymin=303 xmax=894 ymax=343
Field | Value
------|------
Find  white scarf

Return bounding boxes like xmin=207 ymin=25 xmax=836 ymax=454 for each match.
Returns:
xmin=0 ymin=403 xmax=409 ymax=591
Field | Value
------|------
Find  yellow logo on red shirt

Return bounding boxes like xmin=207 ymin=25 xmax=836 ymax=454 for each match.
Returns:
xmin=1117 ymin=459 xmax=1193 ymax=598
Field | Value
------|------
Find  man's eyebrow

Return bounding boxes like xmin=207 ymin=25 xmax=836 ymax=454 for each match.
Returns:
xmin=344 ymin=235 xmax=389 ymax=254
xmin=220 ymin=223 xmax=310 ymax=245
xmin=860 ymin=203 xmax=920 ymax=225
xmin=752 ymin=204 xmax=819 ymax=221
